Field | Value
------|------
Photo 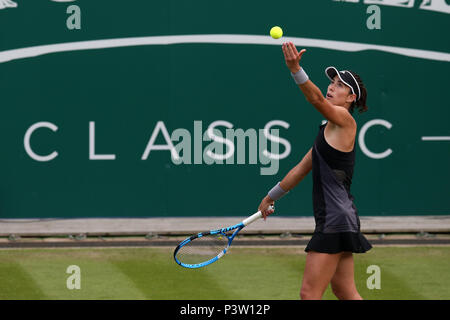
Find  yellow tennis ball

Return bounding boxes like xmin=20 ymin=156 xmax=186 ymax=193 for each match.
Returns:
xmin=270 ymin=26 xmax=283 ymax=39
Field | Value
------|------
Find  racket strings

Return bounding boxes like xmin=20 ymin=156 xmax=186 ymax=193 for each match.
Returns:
xmin=176 ymin=232 xmax=230 ymax=265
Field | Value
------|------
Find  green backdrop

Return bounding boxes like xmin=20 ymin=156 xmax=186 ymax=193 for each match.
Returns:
xmin=1 ymin=0 xmax=449 ymax=218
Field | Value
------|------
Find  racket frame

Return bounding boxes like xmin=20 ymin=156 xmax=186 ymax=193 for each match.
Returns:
xmin=174 ymin=210 xmax=266 ymax=269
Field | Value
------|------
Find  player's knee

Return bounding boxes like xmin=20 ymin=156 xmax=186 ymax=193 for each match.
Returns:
xmin=300 ymin=285 xmax=321 ymax=300
xmin=299 ymin=288 xmax=309 ymax=300
xmin=331 ymin=284 xmax=345 ymax=299
xmin=331 ymin=283 xmax=361 ymax=300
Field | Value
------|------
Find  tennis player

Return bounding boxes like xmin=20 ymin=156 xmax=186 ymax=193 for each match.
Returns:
xmin=258 ymin=42 xmax=372 ymax=300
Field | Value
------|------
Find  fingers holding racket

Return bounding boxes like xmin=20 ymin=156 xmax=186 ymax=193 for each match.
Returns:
xmin=258 ymin=196 xmax=275 ymax=221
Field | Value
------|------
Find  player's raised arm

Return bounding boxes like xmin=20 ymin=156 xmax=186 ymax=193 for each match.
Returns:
xmin=282 ymin=42 xmax=355 ymax=127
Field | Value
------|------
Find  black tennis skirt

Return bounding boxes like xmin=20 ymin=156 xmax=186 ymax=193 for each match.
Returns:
xmin=305 ymin=232 xmax=372 ymax=254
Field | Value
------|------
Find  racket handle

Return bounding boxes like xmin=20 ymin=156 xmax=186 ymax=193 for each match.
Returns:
xmin=242 ymin=205 xmax=274 ymax=226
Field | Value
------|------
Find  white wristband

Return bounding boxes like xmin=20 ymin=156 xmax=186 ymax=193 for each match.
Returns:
xmin=268 ymin=182 xmax=289 ymax=201
xmin=291 ymin=68 xmax=309 ymax=85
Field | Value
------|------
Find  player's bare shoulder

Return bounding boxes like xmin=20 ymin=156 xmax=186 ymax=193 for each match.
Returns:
xmin=332 ymin=104 xmax=357 ymax=129
xmin=326 ymin=109 xmax=357 ymax=152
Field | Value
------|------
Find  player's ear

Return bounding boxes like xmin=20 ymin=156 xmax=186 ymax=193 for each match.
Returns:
xmin=346 ymin=93 xmax=356 ymax=104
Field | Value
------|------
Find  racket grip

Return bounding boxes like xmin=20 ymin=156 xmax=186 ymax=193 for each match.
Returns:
xmin=242 ymin=205 xmax=274 ymax=226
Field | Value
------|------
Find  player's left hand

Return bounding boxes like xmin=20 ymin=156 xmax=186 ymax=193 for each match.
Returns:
xmin=282 ymin=42 xmax=306 ymax=74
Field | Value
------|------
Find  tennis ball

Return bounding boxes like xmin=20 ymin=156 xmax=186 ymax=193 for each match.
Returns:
xmin=270 ymin=26 xmax=283 ymax=39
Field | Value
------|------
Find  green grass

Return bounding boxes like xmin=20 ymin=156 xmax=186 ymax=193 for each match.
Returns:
xmin=0 ymin=246 xmax=449 ymax=300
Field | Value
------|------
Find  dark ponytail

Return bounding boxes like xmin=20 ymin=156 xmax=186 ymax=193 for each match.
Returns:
xmin=348 ymin=71 xmax=368 ymax=114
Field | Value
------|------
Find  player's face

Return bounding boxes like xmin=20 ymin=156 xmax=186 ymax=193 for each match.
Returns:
xmin=326 ymin=75 xmax=355 ymax=107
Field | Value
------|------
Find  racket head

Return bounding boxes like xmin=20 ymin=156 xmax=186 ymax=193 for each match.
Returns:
xmin=174 ymin=224 xmax=243 ymax=269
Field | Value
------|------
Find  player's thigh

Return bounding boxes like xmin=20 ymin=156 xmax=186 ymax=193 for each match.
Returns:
xmin=330 ymin=252 xmax=358 ymax=292
xmin=302 ymin=251 xmax=342 ymax=292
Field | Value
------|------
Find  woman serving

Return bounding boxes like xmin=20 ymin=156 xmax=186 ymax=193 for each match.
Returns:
xmin=258 ymin=42 xmax=372 ymax=300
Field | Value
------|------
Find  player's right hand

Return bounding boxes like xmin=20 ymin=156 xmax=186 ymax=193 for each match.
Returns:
xmin=258 ymin=196 xmax=275 ymax=221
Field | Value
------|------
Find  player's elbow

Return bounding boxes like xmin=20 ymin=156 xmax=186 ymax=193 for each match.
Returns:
xmin=306 ymin=95 xmax=325 ymax=107
xmin=308 ymin=98 xmax=336 ymax=120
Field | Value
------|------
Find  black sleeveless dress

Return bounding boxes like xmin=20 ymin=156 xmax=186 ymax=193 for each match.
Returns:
xmin=305 ymin=122 xmax=372 ymax=254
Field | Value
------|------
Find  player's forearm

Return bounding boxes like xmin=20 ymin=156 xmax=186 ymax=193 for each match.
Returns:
xmin=290 ymin=66 xmax=327 ymax=112
xmin=280 ymin=148 xmax=312 ymax=191
xmin=298 ymin=80 xmax=326 ymax=106
xmin=265 ymin=149 xmax=312 ymax=202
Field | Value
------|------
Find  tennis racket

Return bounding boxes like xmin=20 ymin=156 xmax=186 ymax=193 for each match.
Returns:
xmin=173 ymin=205 xmax=274 ymax=269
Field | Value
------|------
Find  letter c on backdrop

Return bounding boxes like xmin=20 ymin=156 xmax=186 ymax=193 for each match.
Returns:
xmin=24 ymin=121 xmax=58 ymax=162
xmin=358 ymin=119 xmax=393 ymax=159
